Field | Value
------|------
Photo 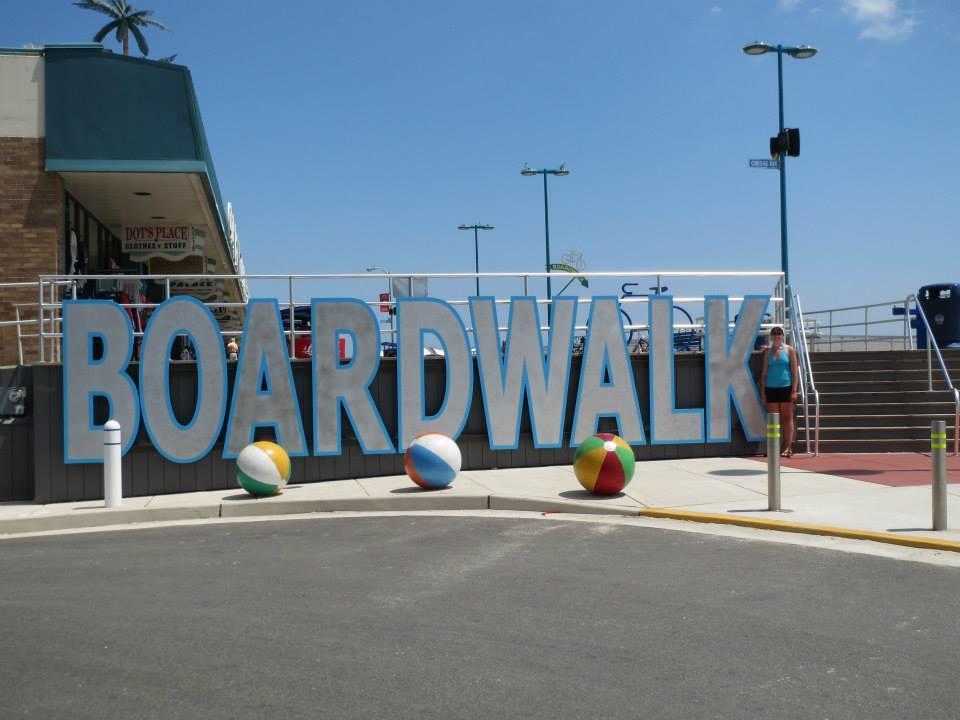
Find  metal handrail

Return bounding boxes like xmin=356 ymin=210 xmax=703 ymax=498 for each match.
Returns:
xmin=790 ymin=291 xmax=820 ymax=455
xmin=807 ymin=299 xmax=907 ymax=314
xmin=804 ymin=297 xmax=914 ymax=351
xmin=38 ymin=271 xmax=786 ymax=280
xmin=909 ymin=294 xmax=959 ymax=455
xmin=30 ymin=271 xmax=785 ymax=364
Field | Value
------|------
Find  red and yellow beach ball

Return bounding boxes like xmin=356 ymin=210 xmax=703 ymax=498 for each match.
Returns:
xmin=573 ymin=433 xmax=636 ymax=496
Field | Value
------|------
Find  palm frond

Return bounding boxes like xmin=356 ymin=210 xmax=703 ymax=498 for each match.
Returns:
xmin=129 ymin=24 xmax=150 ymax=56
xmin=73 ymin=0 xmax=120 ymax=19
xmin=135 ymin=15 xmax=170 ymax=31
xmin=76 ymin=0 xmax=168 ymax=55
xmin=129 ymin=9 xmax=170 ymax=29
xmin=92 ymin=18 xmax=121 ymax=42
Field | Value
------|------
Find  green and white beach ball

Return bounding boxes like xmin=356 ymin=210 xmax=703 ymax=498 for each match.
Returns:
xmin=236 ymin=441 xmax=291 ymax=497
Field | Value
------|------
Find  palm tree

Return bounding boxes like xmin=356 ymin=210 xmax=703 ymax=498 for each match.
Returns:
xmin=73 ymin=0 xmax=169 ymax=57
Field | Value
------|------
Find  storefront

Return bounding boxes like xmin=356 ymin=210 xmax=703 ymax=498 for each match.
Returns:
xmin=0 ymin=44 xmax=246 ymax=366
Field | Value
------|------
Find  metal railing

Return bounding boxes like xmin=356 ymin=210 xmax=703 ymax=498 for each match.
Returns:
xmin=909 ymin=294 xmax=960 ymax=455
xmin=17 ymin=270 xmax=786 ymax=365
xmin=789 ymin=290 xmax=820 ymax=455
xmin=0 ymin=280 xmax=75 ymax=365
xmin=803 ymin=297 xmax=915 ymax=351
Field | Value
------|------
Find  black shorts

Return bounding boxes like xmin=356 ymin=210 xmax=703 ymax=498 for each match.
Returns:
xmin=765 ymin=386 xmax=792 ymax=403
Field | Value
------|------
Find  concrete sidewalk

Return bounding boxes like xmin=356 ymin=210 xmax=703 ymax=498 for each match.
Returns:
xmin=2 ymin=457 xmax=960 ymax=548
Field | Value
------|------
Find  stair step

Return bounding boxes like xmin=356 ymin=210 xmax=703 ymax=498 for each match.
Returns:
xmin=812 ymin=390 xmax=957 ymax=404
xmin=816 ymin=381 xmax=956 ymax=393
xmin=817 ymin=414 xmax=957 ymax=428
xmin=812 ymin=357 xmax=960 ymax=365
xmin=814 ymin=369 xmax=960 ymax=382
xmin=813 ymin=438 xmax=953 ymax=453
xmin=810 ymin=350 xmax=960 ymax=360
xmin=814 ymin=426 xmax=955 ymax=440
xmin=818 ymin=400 xmax=957 ymax=408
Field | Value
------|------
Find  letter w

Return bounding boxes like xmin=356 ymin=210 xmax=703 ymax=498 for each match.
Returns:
xmin=470 ymin=297 xmax=576 ymax=449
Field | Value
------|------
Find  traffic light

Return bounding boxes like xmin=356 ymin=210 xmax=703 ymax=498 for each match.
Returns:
xmin=785 ymin=128 xmax=800 ymax=157
xmin=769 ymin=128 xmax=800 ymax=159
xmin=770 ymin=134 xmax=785 ymax=160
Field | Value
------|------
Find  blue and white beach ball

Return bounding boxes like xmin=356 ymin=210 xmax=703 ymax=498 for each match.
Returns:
xmin=236 ymin=441 xmax=291 ymax=496
xmin=404 ymin=433 xmax=462 ymax=489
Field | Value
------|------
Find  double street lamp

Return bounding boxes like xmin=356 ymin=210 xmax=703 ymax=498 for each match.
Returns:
xmin=521 ymin=163 xmax=570 ymax=300
xmin=742 ymin=41 xmax=817 ymax=304
xmin=457 ymin=223 xmax=494 ymax=296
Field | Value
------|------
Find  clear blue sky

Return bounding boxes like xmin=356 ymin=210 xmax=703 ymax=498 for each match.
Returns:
xmin=4 ymin=0 xmax=958 ymax=313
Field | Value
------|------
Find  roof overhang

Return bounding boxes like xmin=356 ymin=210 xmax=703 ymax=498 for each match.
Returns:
xmin=59 ymin=170 xmax=242 ymax=300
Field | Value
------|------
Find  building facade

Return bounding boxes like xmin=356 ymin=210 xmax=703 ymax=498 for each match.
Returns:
xmin=0 ymin=44 xmax=245 ymax=366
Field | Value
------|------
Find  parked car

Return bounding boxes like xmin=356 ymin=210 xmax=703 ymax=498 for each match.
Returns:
xmin=279 ymin=306 xmax=313 ymax=359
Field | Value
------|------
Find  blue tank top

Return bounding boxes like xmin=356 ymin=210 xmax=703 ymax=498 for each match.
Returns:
xmin=766 ymin=347 xmax=792 ymax=388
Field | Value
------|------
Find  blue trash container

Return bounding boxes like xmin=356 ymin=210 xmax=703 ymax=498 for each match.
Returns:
xmin=893 ymin=306 xmax=928 ymax=349
xmin=918 ymin=284 xmax=960 ymax=348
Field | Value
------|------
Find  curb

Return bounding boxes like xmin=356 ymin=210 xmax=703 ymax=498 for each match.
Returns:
xmin=2 ymin=496 xmax=959 ymax=554
xmin=0 ymin=506 xmax=219 ymax=535
xmin=638 ymin=508 xmax=960 ymax=554
xmin=219 ymin=494 xmax=490 ymax=517
xmin=489 ymin=495 xmax=641 ymax=516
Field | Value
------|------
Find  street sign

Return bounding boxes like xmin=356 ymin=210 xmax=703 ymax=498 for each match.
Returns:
xmin=379 ymin=292 xmax=390 ymax=313
xmin=749 ymin=159 xmax=780 ymax=170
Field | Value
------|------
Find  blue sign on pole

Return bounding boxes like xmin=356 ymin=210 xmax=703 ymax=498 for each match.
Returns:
xmin=749 ymin=159 xmax=780 ymax=169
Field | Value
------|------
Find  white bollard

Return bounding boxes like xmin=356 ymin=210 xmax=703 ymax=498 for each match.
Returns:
xmin=103 ymin=420 xmax=122 ymax=508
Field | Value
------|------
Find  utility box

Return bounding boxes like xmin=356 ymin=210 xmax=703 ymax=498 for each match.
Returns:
xmin=0 ymin=385 xmax=27 ymax=416
xmin=918 ymin=284 xmax=960 ymax=348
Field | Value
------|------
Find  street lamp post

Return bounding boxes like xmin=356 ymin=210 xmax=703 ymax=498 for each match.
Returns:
xmin=365 ymin=265 xmax=394 ymax=342
xmin=521 ymin=163 xmax=570 ymax=301
xmin=742 ymin=41 xmax=817 ymax=305
xmin=457 ymin=224 xmax=494 ymax=296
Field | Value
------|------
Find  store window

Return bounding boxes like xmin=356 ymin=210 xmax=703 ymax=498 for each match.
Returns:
xmin=64 ymin=191 xmax=130 ymax=276
xmin=63 ymin=192 xmax=152 ymax=358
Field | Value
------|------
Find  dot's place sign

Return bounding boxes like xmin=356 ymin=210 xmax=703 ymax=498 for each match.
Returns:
xmin=61 ymin=295 xmax=769 ymax=463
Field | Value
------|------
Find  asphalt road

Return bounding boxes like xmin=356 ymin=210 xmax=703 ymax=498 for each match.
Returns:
xmin=2 ymin=516 xmax=959 ymax=719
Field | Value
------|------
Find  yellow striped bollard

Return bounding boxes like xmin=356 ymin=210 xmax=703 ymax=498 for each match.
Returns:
xmin=932 ymin=420 xmax=947 ymax=531
xmin=767 ymin=412 xmax=781 ymax=511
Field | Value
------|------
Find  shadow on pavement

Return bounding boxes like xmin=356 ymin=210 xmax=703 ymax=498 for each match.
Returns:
xmin=888 ymin=527 xmax=934 ymax=533
xmin=709 ymin=469 xmax=766 ymax=477
xmin=389 ymin=485 xmax=450 ymax=494
xmin=558 ymin=489 xmax=627 ymax=501
xmin=727 ymin=507 xmax=795 ymax=514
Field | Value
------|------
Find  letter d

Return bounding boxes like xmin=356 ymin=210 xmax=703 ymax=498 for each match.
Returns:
xmin=397 ymin=298 xmax=473 ymax=450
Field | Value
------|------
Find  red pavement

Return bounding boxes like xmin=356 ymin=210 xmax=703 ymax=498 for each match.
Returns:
xmin=748 ymin=453 xmax=960 ymax=487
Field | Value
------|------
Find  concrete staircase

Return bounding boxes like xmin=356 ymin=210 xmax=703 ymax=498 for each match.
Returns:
xmin=798 ymin=349 xmax=960 ymax=453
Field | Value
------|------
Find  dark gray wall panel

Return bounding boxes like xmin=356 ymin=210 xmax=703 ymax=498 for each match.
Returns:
xmin=0 ymin=366 xmax=34 ymax=502
xmin=25 ymin=353 xmax=762 ymax=503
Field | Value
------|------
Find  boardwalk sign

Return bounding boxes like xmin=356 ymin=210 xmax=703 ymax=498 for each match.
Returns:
xmin=61 ymin=295 xmax=769 ymax=463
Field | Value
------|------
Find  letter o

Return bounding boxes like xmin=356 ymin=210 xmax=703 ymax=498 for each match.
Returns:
xmin=139 ymin=297 xmax=227 ymax=462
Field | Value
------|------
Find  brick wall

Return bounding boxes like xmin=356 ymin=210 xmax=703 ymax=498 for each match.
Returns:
xmin=0 ymin=137 xmax=64 ymax=366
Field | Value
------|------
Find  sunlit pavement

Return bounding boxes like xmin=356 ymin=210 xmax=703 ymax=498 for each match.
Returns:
xmin=3 ymin=456 xmax=960 ymax=543
xmin=2 ymin=516 xmax=959 ymax=720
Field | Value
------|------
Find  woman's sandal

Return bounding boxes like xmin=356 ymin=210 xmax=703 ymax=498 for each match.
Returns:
xmin=781 ymin=449 xmax=793 ymax=458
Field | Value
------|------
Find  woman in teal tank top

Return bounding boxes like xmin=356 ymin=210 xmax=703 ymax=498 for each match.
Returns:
xmin=760 ymin=326 xmax=799 ymax=457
